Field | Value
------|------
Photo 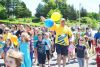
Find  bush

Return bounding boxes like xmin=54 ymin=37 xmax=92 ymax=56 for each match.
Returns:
xmin=80 ymin=17 xmax=92 ymax=24
xmin=91 ymin=19 xmax=98 ymax=29
xmin=8 ymin=18 xmax=15 ymax=21
xmin=32 ymin=18 xmax=40 ymax=22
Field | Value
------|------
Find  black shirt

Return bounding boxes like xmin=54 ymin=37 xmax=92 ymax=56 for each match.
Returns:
xmin=36 ymin=40 xmax=47 ymax=54
xmin=75 ymin=44 xmax=86 ymax=58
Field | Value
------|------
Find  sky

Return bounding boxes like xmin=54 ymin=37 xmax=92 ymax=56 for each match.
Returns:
xmin=21 ymin=0 xmax=100 ymax=16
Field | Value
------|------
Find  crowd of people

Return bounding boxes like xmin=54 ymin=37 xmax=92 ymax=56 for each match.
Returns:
xmin=0 ymin=18 xmax=100 ymax=67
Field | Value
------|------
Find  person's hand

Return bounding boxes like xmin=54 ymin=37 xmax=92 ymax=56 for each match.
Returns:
xmin=40 ymin=16 xmax=46 ymax=22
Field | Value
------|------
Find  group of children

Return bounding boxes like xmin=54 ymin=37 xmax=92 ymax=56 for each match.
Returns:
xmin=0 ymin=24 xmax=100 ymax=67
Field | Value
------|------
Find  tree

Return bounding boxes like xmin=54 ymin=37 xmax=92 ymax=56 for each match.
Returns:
xmin=14 ymin=2 xmax=32 ymax=18
xmin=35 ymin=0 xmax=78 ymax=20
xmin=80 ymin=7 xmax=87 ymax=17
xmin=0 ymin=0 xmax=32 ymax=18
xmin=47 ymin=8 xmax=61 ymax=18
xmin=35 ymin=0 xmax=56 ymax=17
xmin=87 ymin=12 xmax=100 ymax=20
xmin=0 ymin=4 xmax=7 ymax=19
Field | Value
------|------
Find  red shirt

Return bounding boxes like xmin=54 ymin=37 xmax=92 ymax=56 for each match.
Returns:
xmin=96 ymin=46 xmax=100 ymax=63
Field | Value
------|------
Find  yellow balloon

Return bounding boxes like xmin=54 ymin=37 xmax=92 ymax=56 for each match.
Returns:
xmin=10 ymin=35 xmax=17 ymax=42
xmin=13 ymin=41 xmax=18 ymax=46
xmin=10 ymin=35 xmax=18 ymax=46
xmin=51 ymin=12 xmax=61 ymax=21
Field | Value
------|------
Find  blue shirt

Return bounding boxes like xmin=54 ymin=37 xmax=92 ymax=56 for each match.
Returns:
xmin=0 ymin=41 xmax=5 ymax=53
xmin=33 ymin=35 xmax=38 ymax=48
xmin=94 ymin=32 xmax=100 ymax=42
xmin=43 ymin=39 xmax=51 ymax=50
xmin=19 ymin=42 xmax=31 ymax=67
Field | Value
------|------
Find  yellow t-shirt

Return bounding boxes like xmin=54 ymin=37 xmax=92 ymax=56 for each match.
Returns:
xmin=50 ymin=23 xmax=72 ymax=46
xmin=3 ymin=33 xmax=12 ymax=41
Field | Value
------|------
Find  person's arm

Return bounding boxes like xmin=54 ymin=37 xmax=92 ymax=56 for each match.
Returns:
xmin=40 ymin=16 xmax=46 ymax=22
xmin=84 ymin=49 xmax=89 ymax=67
xmin=84 ymin=49 xmax=89 ymax=59
xmin=67 ymin=28 xmax=73 ymax=40
xmin=35 ymin=41 xmax=38 ymax=58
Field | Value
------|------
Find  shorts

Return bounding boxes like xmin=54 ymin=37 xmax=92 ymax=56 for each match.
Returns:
xmin=56 ymin=44 xmax=68 ymax=56
xmin=46 ymin=50 xmax=50 ymax=60
xmin=38 ymin=53 xmax=46 ymax=64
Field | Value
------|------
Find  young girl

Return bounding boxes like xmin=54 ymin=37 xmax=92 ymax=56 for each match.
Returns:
xmin=95 ymin=39 xmax=100 ymax=67
xmin=19 ymin=32 xmax=31 ymax=67
xmin=75 ymin=37 xmax=88 ymax=67
xmin=0 ymin=35 xmax=5 ymax=55
xmin=5 ymin=49 xmax=23 ymax=67
xmin=68 ymin=41 xmax=76 ymax=63
xmin=43 ymin=33 xmax=51 ymax=67
xmin=2 ymin=38 xmax=12 ymax=60
xmin=33 ymin=28 xmax=39 ymax=64
xmin=28 ymin=30 xmax=34 ymax=65
xmin=36 ymin=33 xmax=47 ymax=67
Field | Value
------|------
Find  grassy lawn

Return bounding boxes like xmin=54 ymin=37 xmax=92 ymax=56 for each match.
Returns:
xmin=0 ymin=18 xmax=44 ymax=26
xmin=0 ymin=18 xmax=86 ymax=27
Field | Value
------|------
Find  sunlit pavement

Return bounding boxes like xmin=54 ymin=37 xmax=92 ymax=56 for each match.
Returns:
xmin=33 ymin=52 xmax=97 ymax=67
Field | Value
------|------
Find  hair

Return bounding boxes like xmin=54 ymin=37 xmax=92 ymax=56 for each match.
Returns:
xmin=38 ymin=33 xmax=43 ymax=39
xmin=15 ymin=58 xmax=22 ymax=67
xmin=6 ymin=49 xmax=23 ymax=67
xmin=21 ymin=32 xmax=30 ymax=42
xmin=5 ymin=38 xmax=12 ymax=47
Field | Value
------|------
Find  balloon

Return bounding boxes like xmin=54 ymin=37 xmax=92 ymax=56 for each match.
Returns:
xmin=49 ymin=23 xmax=56 ymax=30
xmin=44 ymin=19 xmax=54 ymax=28
xmin=13 ymin=41 xmax=18 ymax=46
xmin=10 ymin=35 xmax=18 ymax=46
xmin=51 ymin=12 xmax=61 ymax=21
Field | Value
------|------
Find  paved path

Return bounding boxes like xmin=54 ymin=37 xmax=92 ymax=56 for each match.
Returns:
xmin=33 ymin=52 xmax=97 ymax=67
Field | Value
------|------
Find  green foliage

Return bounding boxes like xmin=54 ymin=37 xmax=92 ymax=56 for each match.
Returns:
xmin=36 ymin=0 xmax=78 ymax=20
xmin=80 ymin=17 xmax=98 ymax=29
xmin=8 ymin=17 xmax=15 ymax=21
xmin=14 ymin=2 xmax=32 ymax=18
xmin=87 ymin=12 xmax=100 ymax=20
xmin=0 ymin=0 xmax=32 ymax=19
xmin=61 ymin=5 xmax=78 ymax=20
xmin=47 ymin=9 xmax=61 ymax=18
xmin=32 ymin=18 xmax=40 ymax=22
xmin=91 ymin=19 xmax=98 ymax=29
xmin=80 ymin=7 xmax=87 ymax=17
xmin=0 ymin=4 xmax=7 ymax=19
xmin=80 ymin=17 xmax=92 ymax=24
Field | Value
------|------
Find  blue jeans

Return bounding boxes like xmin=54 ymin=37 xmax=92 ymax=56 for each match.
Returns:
xmin=77 ymin=58 xmax=84 ymax=67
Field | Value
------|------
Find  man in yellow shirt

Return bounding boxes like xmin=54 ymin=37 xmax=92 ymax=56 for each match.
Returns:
xmin=50 ymin=18 xmax=72 ymax=67
xmin=42 ymin=17 xmax=72 ymax=67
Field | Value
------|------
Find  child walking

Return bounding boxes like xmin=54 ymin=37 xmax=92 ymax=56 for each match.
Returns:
xmin=36 ymin=33 xmax=47 ymax=67
xmin=95 ymin=39 xmax=100 ymax=67
xmin=0 ymin=35 xmax=5 ymax=56
xmin=19 ymin=32 xmax=31 ymax=67
xmin=2 ymin=38 xmax=12 ymax=60
xmin=43 ymin=33 xmax=51 ymax=67
xmin=75 ymin=37 xmax=88 ymax=67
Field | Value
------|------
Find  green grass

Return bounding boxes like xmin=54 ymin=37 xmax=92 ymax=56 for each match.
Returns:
xmin=0 ymin=19 xmax=44 ymax=26
xmin=0 ymin=18 xmax=99 ymax=30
